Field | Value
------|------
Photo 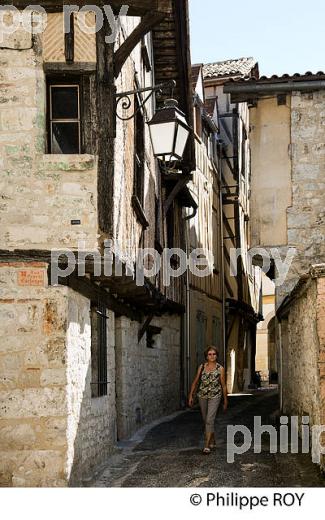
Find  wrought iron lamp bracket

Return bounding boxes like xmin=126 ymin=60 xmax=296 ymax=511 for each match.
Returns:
xmin=114 ymin=80 xmax=176 ymax=122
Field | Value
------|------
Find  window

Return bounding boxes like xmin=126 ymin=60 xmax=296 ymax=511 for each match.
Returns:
xmin=47 ymin=79 xmax=81 ymax=154
xmin=91 ymin=303 xmax=108 ymax=398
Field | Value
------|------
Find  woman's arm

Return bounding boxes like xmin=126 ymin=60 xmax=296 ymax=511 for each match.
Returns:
xmin=220 ymin=367 xmax=228 ymax=411
xmin=188 ymin=365 xmax=204 ymax=407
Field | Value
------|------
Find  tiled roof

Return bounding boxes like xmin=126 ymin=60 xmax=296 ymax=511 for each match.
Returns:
xmin=226 ymin=70 xmax=325 ymax=84
xmin=203 ymin=57 xmax=258 ymax=79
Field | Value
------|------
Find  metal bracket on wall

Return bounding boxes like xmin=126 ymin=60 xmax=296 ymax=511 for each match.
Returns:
xmin=115 ymin=80 xmax=176 ymax=121
xmin=138 ymin=314 xmax=155 ymax=343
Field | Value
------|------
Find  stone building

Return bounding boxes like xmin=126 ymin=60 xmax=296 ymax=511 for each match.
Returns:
xmin=203 ymin=58 xmax=262 ymax=393
xmin=225 ymin=72 xmax=325 ymax=469
xmin=0 ymin=1 xmax=196 ymax=486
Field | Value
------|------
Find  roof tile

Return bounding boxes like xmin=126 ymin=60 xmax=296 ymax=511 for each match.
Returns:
xmin=203 ymin=57 xmax=258 ymax=79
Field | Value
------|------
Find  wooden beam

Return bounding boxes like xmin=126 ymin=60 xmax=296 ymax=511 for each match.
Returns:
xmin=225 ymin=276 xmax=234 ymax=299
xmin=223 ymin=212 xmax=236 ymax=248
xmin=96 ymin=18 xmax=115 ymax=235
xmin=138 ymin=314 xmax=154 ymax=342
xmin=59 ymin=274 xmax=141 ymax=322
xmin=44 ymin=63 xmax=96 ymax=74
xmin=114 ymin=11 xmax=165 ymax=78
xmin=64 ymin=10 xmax=74 ymax=63
xmin=222 ymin=149 xmax=236 ymax=181
xmin=163 ymin=175 xmax=191 ymax=215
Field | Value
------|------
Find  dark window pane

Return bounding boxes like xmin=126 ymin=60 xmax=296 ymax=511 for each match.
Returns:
xmin=51 ymin=122 xmax=80 ymax=153
xmin=51 ymin=86 xmax=79 ymax=119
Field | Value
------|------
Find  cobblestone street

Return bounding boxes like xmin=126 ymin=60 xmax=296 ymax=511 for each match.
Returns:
xmin=90 ymin=390 xmax=325 ymax=487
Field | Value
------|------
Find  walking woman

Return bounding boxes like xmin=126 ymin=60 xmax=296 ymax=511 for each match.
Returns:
xmin=188 ymin=346 xmax=228 ymax=454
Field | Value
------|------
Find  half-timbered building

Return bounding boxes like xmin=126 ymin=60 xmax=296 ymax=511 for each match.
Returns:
xmin=0 ymin=0 xmax=195 ymax=486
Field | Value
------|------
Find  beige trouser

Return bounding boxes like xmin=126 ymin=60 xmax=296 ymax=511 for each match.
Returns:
xmin=198 ymin=395 xmax=221 ymax=433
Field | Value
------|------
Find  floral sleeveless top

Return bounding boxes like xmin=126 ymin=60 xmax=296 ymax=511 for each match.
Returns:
xmin=197 ymin=363 xmax=222 ymax=399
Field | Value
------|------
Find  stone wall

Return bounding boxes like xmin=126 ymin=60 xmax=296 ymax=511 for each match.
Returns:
xmin=249 ymin=92 xmax=325 ymax=306
xmin=0 ymin=262 xmax=68 ymax=486
xmin=65 ymin=292 xmax=116 ymax=486
xmin=282 ymin=280 xmax=320 ymax=420
xmin=283 ymin=91 xmax=325 ymax=300
xmin=0 ymin=263 xmax=118 ymax=486
xmin=316 ymin=276 xmax=325 ymax=470
xmin=115 ymin=314 xmax=181 ymax=440
xmin=0 ymin=37 xmax=98 ymax=251
xmin=280 ymin=269 xmax=325 ymax=470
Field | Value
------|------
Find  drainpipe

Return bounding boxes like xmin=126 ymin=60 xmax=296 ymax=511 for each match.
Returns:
xmin=183 ymin=204 xmax=198 ymax=398
xmin=217 ymin=142 xmax=227 ymax=369
xmin=279 ymin=320 xmax=283 ymax=412
xmin=184 ymin=223 xmax=191 ymax=399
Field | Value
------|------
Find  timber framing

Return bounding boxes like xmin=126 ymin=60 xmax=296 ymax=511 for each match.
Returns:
xmin=152 ymin=0 xmax=195 ymax=174
xmin=9 ymin=1 xmax=171 ymax=16
xmin=114 ymin=11 xmax=166 ymax=78
xmin=226 ymin=298 xmax=262 ymax=324
xmin=0 ymin=249 xmax=184 ymax=317
xmin=96 ymin=21 xmax=115 ymax=235
xmin=59 ymin=273 xmax=142 ymax=322
xmin=163 ymin=174 xmax=192 ymax=215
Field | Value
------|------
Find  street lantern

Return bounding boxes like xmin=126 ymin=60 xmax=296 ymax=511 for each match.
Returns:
xmin=148 ymin=99 xmax=191 ymax=163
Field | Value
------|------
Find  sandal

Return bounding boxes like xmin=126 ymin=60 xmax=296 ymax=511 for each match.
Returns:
xmin=202 ymin=447 xmax=211 ymax=454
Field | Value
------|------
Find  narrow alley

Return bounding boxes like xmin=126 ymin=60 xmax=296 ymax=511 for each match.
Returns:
xmin=90 ymin=390 xmax=325 ymax=487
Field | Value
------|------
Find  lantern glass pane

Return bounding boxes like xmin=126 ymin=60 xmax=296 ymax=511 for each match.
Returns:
xmin=174 ymin=124 xmax=189 ymax=159
xmin=149 ymin=122 xmax=176 ymax=157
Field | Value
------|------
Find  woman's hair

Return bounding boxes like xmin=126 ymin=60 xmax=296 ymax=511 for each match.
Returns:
xmin=204 ymin=345 xmax=219 ymax=360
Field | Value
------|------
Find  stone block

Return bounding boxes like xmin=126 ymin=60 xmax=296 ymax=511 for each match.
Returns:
xmin=19 ymin=368 xmax=41 ymax=388
xmin=0 ymin=14 xmax=32 ymax=50
xmin=40 ymin=368 xmax=66 ymax=387
xmin=0 ymin=421 xmax=36 ymax=449
xmin=12 ymin=450 xmax=66 ymax=485
xmin=0 ymin=372 xmax=18 ymax=391
xmin=0 ymin=387 xmax=67 ymax=418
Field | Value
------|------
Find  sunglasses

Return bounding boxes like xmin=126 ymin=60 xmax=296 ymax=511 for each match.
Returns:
xmin=207 ymin=352 xmax=217 ymax=356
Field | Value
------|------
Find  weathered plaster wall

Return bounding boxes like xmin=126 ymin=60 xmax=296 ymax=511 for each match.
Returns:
xmin=250 ymin=97 xmax=292 ymax=248
xmin=250 ymin=92 xmax=325 ymax=306
xmin=115 ymin=314 xmax=181 ymax=440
